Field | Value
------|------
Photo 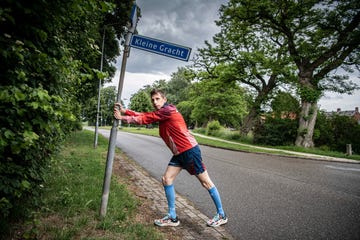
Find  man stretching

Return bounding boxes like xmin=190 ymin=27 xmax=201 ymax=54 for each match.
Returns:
xmin=113 ymin=89 xmax=228 ymax=227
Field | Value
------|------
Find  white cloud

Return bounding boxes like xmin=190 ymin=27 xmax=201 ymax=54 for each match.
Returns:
xmin=105 ymin=0 xmax=359 ymax=112
xmin=318 ymin=90 xmax=360 ymax=112
xmin=106 ymin=0 xmax=226 ymax=106
xmin=105 ymin=71 xmax=170 ymax=106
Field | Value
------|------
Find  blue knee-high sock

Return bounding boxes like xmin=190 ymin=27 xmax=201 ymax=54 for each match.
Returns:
xmin=208 ymin=186 xmax=225 ymax=216
xmin=164 ymin=184 xmax=176 ymax=219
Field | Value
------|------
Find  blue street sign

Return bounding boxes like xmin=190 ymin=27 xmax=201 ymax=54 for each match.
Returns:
xmin=129 ymin=4 xmax=138 ymax=29
xmin=130 ymin=34 xmax=192 ymax=61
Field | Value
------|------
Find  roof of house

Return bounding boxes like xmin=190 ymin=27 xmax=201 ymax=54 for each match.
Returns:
xmin=324 ymin=107 xmax=359 ymax=119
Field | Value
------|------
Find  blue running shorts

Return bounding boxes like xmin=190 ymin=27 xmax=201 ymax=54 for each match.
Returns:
xmin=169 ymin=145 xmax=206 ymax=175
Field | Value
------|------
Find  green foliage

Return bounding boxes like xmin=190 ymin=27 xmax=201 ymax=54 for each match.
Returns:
xmin=0 ymin=84 xmax=78 ymax=231
xmin=206 ymin=120 xmax=222 ymax=136
xmin=313 ymin=111 xmax=335 ymax=147
xmin=164 ymin=67 xmax=193 ymax=105
xmin=314 ymin=112 xmax=360 ymax=153
xmin=271 ymin=92 xmax=300 ymax=118
xmin=83 ymin=86 xmax=117 ymax=126
xmin=100 ymin=86 xmax=117 ymax=125
xmin=189 ymin=73 xmax=248 ymax=128
xmin=177 ymin=100 xmax=195 ymax=127
xmin=253 ymin=117 xmax=298 ymax=146
xmin=129 ymin=89 xmax=153 ymax=113
xmin=0 ymin=0 xmax=133 ymax=233
xmin=8 ymin=130 xmax=164 ymax=240
xmin=298 ymin=86 xmax=322 ymax=103
xmin=332 ymin=116 xmax=360 ymax=153
xmin=125 ymin=66 xmax=248 ymax=129
xmin=193 ymin=128 xmax=207 ymax=135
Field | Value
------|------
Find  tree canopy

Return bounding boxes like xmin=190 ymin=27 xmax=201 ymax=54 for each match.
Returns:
xmin=195 ymin=0 xmax=360 ymax=147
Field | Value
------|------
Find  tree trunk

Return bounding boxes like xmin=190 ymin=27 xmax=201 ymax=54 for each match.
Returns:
xmin=295 ymin=101 xmax=318 ymax=148
xmin=240 ymin=107 xmax=260 ymax=137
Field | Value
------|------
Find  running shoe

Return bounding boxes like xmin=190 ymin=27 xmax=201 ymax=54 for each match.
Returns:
xmin=207 ymin=213 xmax=228 ymax=227
xmin=154 ymin=215 xmax=180 ymax=227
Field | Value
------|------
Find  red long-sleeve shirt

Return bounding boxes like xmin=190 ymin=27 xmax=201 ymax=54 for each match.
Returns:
xmin=121 ymin=104 xmax=198 ymax=155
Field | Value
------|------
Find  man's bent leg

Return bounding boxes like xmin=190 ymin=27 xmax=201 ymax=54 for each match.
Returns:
xmin=208 ymin=186 xmax=225 ymax=217
xmin=196 ymin=170 xmax=214 ymax=190
xmin=196 ymin=171 xmax=227 ymax=227
xmin=196 ymin=171 xmax=224 ymax=215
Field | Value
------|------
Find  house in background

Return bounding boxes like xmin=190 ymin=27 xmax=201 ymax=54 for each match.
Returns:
xmin=325 ymin=107 xmax=360 ymax=124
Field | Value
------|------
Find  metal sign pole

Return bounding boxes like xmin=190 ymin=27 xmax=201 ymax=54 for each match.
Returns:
xmin=94 ymin=28 xmax=106 ymax=148
xmin=100 ymin=4 xmax=139 ymax=217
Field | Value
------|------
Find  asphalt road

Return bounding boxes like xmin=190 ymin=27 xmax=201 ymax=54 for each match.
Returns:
xmin=98 ymin=129 xmax=360 ymax=240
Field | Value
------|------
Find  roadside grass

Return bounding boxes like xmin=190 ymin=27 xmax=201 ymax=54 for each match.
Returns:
xmin=18 ymin=130 xmax=164 ymax=240
xmin=116 ymin=126 xmax=360 ymax=161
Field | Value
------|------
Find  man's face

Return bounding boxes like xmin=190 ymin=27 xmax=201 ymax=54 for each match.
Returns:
xmin=151 ymin=93 xmax=167 ymax=110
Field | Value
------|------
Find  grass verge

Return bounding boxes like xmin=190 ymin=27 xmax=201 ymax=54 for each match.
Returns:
xmin=13 ymin=130 xmax=165 ymax=240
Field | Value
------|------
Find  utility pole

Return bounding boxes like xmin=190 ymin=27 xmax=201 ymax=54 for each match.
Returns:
xmin=94 ymin=28 xmax=106 ymax=148
xmin=100 ymin=4 xmax=139 ymax=217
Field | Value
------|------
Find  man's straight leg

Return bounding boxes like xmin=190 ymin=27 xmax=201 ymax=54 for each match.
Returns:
xmin=163 ymin=165 xmax=182 ymax=218
xmin=155 ymin=166 xmax=182 ymax=227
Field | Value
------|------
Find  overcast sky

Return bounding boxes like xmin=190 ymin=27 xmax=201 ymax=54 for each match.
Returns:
xmin=106 ymin=0 xmax=359 ymax=112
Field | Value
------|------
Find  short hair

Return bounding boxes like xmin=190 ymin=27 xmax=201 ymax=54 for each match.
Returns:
xmin=150 ymin=88 xmax=166 ymax=98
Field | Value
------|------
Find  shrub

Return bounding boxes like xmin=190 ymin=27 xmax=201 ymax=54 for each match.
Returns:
xmin=331 ymin=115 xmax=360 ymax=153
xmin=314 ymin=112 xmax=360 ymax=154
xmin=206 ymin=120 xmax=222 ymax=136
xmin=0 ymin=85 xmax=79 ymax=233
xmin=253 ymin=117 xmax=298 ymax=146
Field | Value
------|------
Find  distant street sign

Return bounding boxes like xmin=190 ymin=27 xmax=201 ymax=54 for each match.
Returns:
xmin=130 ymin=34 xmax=192 ymax=61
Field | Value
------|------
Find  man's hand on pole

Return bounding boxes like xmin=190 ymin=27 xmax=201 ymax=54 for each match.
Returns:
xmin=114 ymin=103 xmax=125 ymax=120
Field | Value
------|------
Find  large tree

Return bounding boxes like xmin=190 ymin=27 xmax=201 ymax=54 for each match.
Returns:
xmin=201 ymin=0 xmax=360 ymax=147
xmin=129 ymin=89 xmax=153 ymax=112
xmin=189 ymin=64 xmax=249 ymax=128
xmin=195 ymin=1 xmax=297 ymax=137
xmin=164 ymin=67 xmax=194 ymax=105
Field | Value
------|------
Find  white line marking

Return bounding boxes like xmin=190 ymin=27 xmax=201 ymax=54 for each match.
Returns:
xmin=326 ymin=165 xmax=360 ymax=172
